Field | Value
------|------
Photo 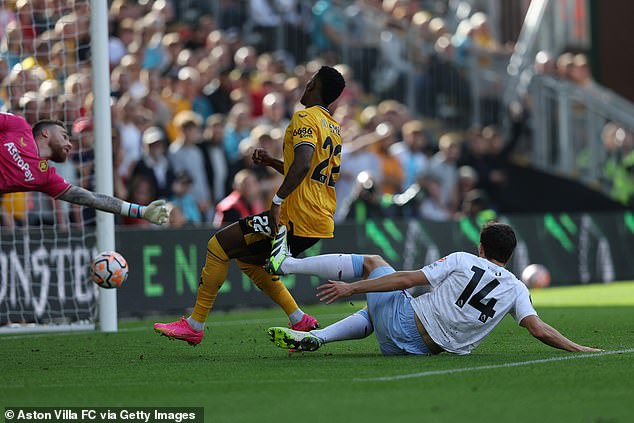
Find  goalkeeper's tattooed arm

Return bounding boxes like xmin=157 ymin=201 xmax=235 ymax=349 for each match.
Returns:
xmin=58 ymin=185 xmax=170 ymax=224
xmin=59 ymin=185 xmax=122 ymax=214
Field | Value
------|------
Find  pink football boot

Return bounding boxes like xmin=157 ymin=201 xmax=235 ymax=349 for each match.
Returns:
xmin=291 ymin=313 xmax=319 ymax=331
xmin=153 ymin=317 xmax=203 ymax=346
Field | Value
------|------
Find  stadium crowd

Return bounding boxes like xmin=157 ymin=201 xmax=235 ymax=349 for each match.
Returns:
xmin=0 ymin=0 xmax=629 ymax=229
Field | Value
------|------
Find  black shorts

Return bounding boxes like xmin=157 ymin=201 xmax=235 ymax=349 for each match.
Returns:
xmin=238 ymin=211 xmax=320 ymax=258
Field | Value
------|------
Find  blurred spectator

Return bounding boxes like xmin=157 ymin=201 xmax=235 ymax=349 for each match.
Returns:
xmin=556 ymin=52 xmax=575 ymax=81
xmin=203 ymin=67 xmax=234 ymax=115
xmin=108 ymin=17 xmax=134 ymax=67
xmin=178 ymin=66 xmax=213 ymax=120
xmin=388 ymin=119 xmax=429 ymax=189
xmin=470 ymin=12 xmax=501 ymax=52
xmin=374 ymin=17 xmax=410 ymax=100
xmin=602 ymin=123 xmax=634 ymax=207
xmin=369 ymin=122 xmax=404 ymax=195
xmin=248 ymin=0 xmax=303 ymax=56
xmin=168 ymin=110 xmax=211 ymax=219
xmin=131 ymin=126 xmax=175 ymax=199
xmin=417 ymin=35 xmax=471 ymax=129
xmin=18 ymin=91 xmax=41 ymax=124
xmin=1 ymin=21 xmax=23 ymax=70
xmin=1 ymin=192 xmax=28 ymax=228
xmin=139 ymin=69 xmax=172 ymax=126
xmin=199 ymin=114 xmax=231 ymax=204
xmin=72 ymin=117 xmax=95 ymax=191
xmin=426 ymin=132 xmax=463 ymax=217
xmin=359 ymin=104 xmax=380 ymax=132
xmin=110 ymin=65 xmax=131 ymax=99
xmin=169 ymin=170 xmax=202 ymax=226
xmin=115 ymin=95 xmax=145 ymax=180
xmin=344 ymin=1 xmax=385 ymax=93
xmin=569 ymin=54 xmax=597 ymax=91
xmin=479 ymin=125 xmax=520 ymax=208
xmin=223 ymin=102 xmax=252 ymax=165
xmin=455 ymin=165 xmax=478 ymax=215
xmin=64 ymin=72 xmax=91 ymax=120
xmin=255 ymin=92 xmax=289 ymax=130
xmin=122 ymin=174 xmax=156 ymax=226
xmin=137 ymin=14 xmax=168 ymax=71
xmin=218 ymin=0 xmax=247 ymax=32
xmin=419 ymin=173 xmax=452 ymax=221
xmin=457 ymin=189 xmax=495 ymax=223
xmin=119 ymin=54 xmax=145 ymax=98
xmin=21 ymin=32 xmax=57 ymax=80
xmin=311 ymin=0 xmax=344 ymax=54
xmin=535 ymin=50 xmax=557 ymax=76
xmin=213 ymin=169 xmax=265 ymax=228
xmin=459 ymin=126 xmax=488 ymax=180
xmin=3 ymin=66 xmax=42 ymax=113
xmin=237 ymin=124 xmax=284 ymax=201
xmin=336 ymin=130 xmax=383 ymax=223
xmin=111 ymin=127 xmax=128 ymax=203
xmin=340 ymin=170 xmax=389 ymax=223
xmin=376 ymin=100 xmax=410 ymax=137
xmin=71 ymin=117 xmax=97 ymax=224
xmin=234 ymin=46 xmax=258 ymax=73
xmin=38 ymin=79 xmax=63 ymax=120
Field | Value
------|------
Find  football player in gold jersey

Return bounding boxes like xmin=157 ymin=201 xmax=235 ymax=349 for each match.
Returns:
xmin=154 ymin=66 xmax=346 ymax=345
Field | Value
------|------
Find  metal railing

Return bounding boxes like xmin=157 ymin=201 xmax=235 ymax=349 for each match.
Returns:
xmin=529 ymin=76 xmax=634 ymax=202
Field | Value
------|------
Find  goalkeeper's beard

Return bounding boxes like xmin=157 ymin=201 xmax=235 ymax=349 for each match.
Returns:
xmin=47 ymin=145 xmax=71 ymax=163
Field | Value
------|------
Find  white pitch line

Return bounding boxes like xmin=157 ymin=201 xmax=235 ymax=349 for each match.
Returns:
xmin=354 ymin=348 xmax=634 ymax=382
xmin=1 ymin=349 xmax=632 ymax=391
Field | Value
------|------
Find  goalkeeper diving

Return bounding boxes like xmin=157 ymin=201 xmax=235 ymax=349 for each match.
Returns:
xmin=0 ymin=113 xmax=169 ymax=224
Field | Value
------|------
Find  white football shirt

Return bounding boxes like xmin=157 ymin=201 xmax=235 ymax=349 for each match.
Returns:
xmin=411 ymin=252 xmax=537 ymax=355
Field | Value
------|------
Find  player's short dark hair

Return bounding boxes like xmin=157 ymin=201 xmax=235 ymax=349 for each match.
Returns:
xmin=32 ymin=119 xmax=66 ymax=138
xmin=480 ymin=222 xmax=517 ymax=263
xmin=316 ymin=66 xmax=345 ymax=106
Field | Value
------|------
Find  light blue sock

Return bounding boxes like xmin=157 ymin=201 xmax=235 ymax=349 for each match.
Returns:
xmin=351 ymin=254 xmax=364 ymax=278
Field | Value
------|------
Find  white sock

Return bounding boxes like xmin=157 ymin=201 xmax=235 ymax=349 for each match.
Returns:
xmin=288 ymin=309 xmax=305 ymax=325
xmin=186 ymin=316 xmax=204 ymax=331
xmin=310 ymin=309 xmax=373 ymax=343
xmin=279 ymin=254 xmax=364 ymax=280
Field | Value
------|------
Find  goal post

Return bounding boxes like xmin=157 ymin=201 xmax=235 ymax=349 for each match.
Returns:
xmin=90 ymin=0 xmax=117 ymax=333
xmin=0 ymin=1 xmax=116 ymax=334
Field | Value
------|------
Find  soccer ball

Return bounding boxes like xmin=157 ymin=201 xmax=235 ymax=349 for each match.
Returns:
xmin=521 ymin=264 xmax=551 ymax=289
xmin=90 ymin=251 xmax=129 ymax=289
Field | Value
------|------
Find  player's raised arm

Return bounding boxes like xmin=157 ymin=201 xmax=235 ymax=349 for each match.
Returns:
xmin=252 ymin=147 xmax=284 ymax=174
xmin=520 ymin=315 xmax=602 ymax=352
xmin=58 ymin=185 xmax=170 ymax=225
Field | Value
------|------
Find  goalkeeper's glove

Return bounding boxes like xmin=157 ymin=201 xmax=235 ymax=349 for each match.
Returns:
xmin=141 ymin=199 xmax=170 ymax=225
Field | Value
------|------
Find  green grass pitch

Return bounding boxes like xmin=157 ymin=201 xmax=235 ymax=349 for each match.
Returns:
xmin=2 ymin=282 xmax=634 ymax=423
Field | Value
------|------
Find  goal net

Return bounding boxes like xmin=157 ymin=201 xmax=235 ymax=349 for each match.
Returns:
xmin=0 ymin=0 xmax=98 ymax=332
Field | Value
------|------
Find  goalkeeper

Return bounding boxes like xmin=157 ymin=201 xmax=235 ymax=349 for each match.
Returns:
xmin=0 ymin=113 xmax=169 ymax=225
